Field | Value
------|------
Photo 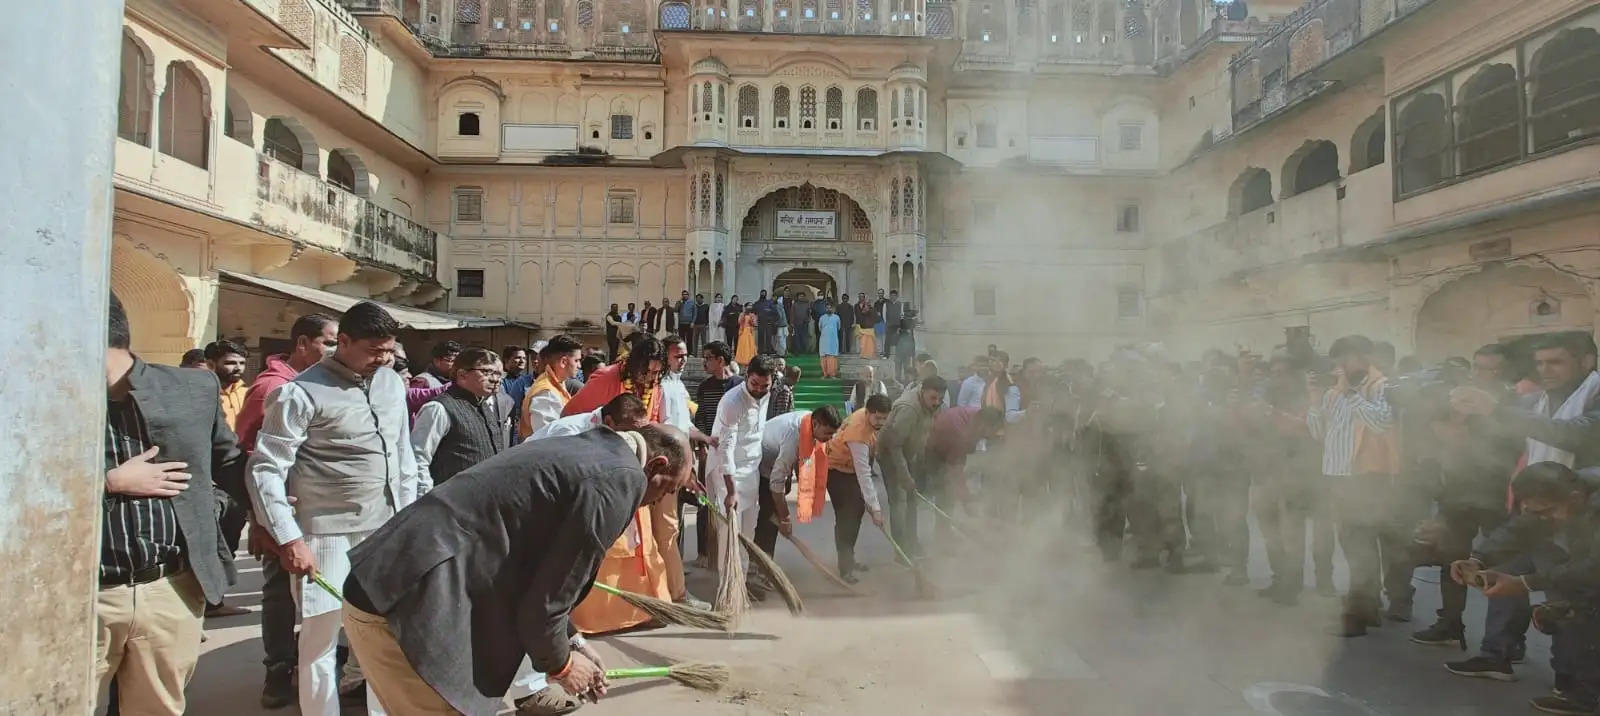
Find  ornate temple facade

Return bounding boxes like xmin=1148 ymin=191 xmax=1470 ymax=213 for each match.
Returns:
xmin=112 ymin=0 xmax=1600 ymax=363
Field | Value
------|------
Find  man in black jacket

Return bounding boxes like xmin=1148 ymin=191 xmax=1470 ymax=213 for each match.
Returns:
xmin=342 ymin=425 xmax=693 ymax=714
xmin=98 ymin=294 xmax=247 ymax=714
xmin=1446 ymin=462 xmax=1600 ymax=713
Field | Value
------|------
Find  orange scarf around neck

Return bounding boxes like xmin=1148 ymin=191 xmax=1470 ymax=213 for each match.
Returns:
xmin=795 ymin=413 xmax=830 ymax=523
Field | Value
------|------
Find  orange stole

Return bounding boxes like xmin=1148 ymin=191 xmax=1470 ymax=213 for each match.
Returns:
xmin=572 ymin=502 xmax=671 ymax=634
xmin=794 ymin=414 xmax=830 ymax=524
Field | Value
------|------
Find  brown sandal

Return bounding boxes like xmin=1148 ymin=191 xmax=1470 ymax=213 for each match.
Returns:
xmin=515 ymin=685 xmax=582 ymax=716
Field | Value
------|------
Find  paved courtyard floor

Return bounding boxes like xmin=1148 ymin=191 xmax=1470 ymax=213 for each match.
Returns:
xmin=183 ymin=506 xmax=1556 ymax=715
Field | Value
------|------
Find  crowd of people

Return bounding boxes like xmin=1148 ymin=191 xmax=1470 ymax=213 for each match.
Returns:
xmin=95 ymin=281 xmax=1600 ymax=716
xmin=600 ymin=287 xmax=918 ymax=378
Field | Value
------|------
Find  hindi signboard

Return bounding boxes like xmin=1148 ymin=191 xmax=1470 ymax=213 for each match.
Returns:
xmin=775 ymin=210 xmax=837 ymax=239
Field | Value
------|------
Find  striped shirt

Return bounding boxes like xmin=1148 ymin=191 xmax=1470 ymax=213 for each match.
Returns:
xmin=1306 ymin=381 xmax=1393 ymax=477
xmin=101 ymin=397 xmax=183 ymax=582
xmin=766 ymin=380 xmax=794 ymax=419
xmin=693 ymin=374 xmax=742 ymax=436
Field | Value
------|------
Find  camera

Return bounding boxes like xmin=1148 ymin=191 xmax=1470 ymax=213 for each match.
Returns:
xmin=1384 ymin=361 xmax=1468 ymax=415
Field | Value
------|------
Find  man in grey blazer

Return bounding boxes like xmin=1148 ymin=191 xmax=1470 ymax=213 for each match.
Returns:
xmin=98 ymin=294 xmax=247 ymax=714
xmin=341 ymin=424 xmax=694 ymax=715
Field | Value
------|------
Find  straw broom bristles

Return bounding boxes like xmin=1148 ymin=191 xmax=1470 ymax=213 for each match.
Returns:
xmin=876 ymin=522 xmax=936 ymax=599
xmin=663 ymin=662 xmax=731 ymax=692
xmin=590 ymin=582 xmax=732 ymax=631
xmin=700 ymin=495 xmax=805 ymax=616
xmin=605 ymin=663 xmax=731 ymax=693
xmin=714 ymin=505 xmax=751 ymax=626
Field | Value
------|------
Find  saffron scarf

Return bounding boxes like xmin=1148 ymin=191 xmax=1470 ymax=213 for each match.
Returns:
xmin=794 ymin=413 xmax=830 ymax=524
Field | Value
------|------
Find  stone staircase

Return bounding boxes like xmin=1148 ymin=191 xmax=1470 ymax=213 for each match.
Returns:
xmin=680 ymin=352 xmax=896 ymax=414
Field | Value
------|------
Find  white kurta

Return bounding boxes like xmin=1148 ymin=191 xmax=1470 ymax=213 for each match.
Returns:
xmin=707 ymin=382 xmax=770 ymax=567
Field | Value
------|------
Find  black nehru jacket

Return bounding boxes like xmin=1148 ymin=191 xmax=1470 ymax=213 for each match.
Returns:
xmin=344 ymin=429 xmax=648 ymax=714
xmin=427 ymin=386 xmax=509 ymax=485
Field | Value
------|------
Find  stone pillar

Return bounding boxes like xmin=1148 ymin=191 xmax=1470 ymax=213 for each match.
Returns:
xmin=1 ymin=0 xmax=122 ymax=711
xmin=684 ymin=152 xmax=731 ymax=297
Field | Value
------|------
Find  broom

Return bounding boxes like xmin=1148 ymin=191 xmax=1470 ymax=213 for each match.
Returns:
xmin=771 ymin=516 xmax=863 ymax=595
xmin=310 ymin=572 xmax=343 ymax=601
xmin=714 ymin=504 xmax=751 ymax=625
xmin=590 ymin=582 xmax=733 ymax=631
xmin=875 ymin=522 xmax=935 ymax=599
xmin=913 ymin=491 xmax=986 ymax=548
xmin=605 ymin=663 xmax=730 ymax=693
xmin=696 ymin=494 xmax=804 ymax=616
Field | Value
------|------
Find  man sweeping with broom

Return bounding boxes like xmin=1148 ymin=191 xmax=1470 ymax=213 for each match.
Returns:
xmin=340 ymin=423 xmax=695 ymax=714
xmin=755 ymin=406 xmax=843 ymax=562
xmin=825 ymin=395 xmax=893 ymax=583
xmin=706 ymin=354 xmax=776 ymax=606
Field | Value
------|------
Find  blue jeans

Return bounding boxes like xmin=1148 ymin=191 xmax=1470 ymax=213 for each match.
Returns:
xmin=1480 ymin=542 xmax=1571 ymax=679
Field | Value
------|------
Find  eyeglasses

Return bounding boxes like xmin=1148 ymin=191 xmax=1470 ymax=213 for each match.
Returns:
xmin=468 ymin=367 xmax=505 ymax=379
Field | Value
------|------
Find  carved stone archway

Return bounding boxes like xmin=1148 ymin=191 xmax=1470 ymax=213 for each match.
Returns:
xmin=1394 ymin=259 xmax=1600 ymax=360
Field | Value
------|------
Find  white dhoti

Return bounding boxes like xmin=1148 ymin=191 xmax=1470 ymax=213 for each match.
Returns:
xmin=709 ymin=466 xmax=760 ymax=572
xmin=292 ymin=530 xmax=385 ymax=716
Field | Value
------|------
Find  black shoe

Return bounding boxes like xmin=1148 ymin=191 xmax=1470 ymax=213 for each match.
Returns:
xmin=1530 ymin=695 xmax=1596 ymax=715
xmin=1409 ymin=622 xmax=1466 ymax=649
xmin=259 ymin=669 xmax=294 ymax=710
xmin=1329 ymin=613 xmax=1373 ymax=637
xmin=1386 ymin=602 xmax=1414 ymax=623
xmin=1444 ymin=656 xmax=1516 ymax=682
xmin=839 ymin=571 xmax=860 ymax=585
xmin=1511 ymin=641 xmax=1528 ymax=665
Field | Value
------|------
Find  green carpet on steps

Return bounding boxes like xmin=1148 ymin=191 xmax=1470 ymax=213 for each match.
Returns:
xmin=781 ymin=355 xmax=846 ymax=411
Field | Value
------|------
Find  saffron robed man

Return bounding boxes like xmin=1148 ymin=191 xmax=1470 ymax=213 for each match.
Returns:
xmin=341 ymin=424 xmax=696 ymax=714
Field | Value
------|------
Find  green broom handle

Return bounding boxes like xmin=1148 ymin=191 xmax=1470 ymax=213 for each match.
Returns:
xmin=694 ymin=492 xmax=724 ymax=518
xmin=606 ymin=666 xmax=672 ymax=679
xmin=875 ymin=522 xmax=917 ymax=568
xmin=310 ymin=572 xmax=343 ymax=601
xmin=592 ymin=581 xmax=625 ymax=597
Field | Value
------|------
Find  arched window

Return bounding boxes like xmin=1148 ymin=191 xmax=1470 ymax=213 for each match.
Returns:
xmin=738 ymin=84 xmax=759 ymax=128
xmin=856 ymin=87 xmax=877 ymax=130
xmin=279 ymin=0 xmax=315 ymax=46
xmin=327 ymin=151 xmax=358 ymax=194
xmin=223 ymin=85 xmax=252 ymax=144
xmin=976 ymin=109 xmax=997 ymax=147
xmin=698 ymin=172 xmax=712 ymax=223
xmin=1455 ymin=63 xmax=1519 ymax=175
xmin=458 ymin=112 xmax=481 ymax=136
xmin=1284 ymin=140 xmax=1339 ymax=197
xmin=802 ymin=0 xmax=818 ymax=19
xmin=715 ymin=172 xmax=725 ymax=227
xmin=1396 ymin=88 xmax=1450 ymax=194
xmin=660 ymin=1 xmax=690 ymax=28
xmin=1230 ymin=167 xmax=1273 ymax=215
xmin=701 ymin=81 xmax=713 ymax=115
xmin=118 ymin=33 xmax=153 ymax=145
xmin=1349 ymin=112 xmax=1385 ymax=173
xmin=546 ymin=0 xmax=565 ymax=35
xmin=158 ymin=63 xmax=209 ymax=169
xmin=263 ymin=117 xmax=313 ymax=173
xmin=338 ymin=36 xmax=366 ymax=99
xmin=799 ymin=86 xmax=817 ymax=129
xmin=902 ymin=177 xmax=915 ymax=226
xmin=904 ymin=87 xmax=914 ymax=119
xmin=890 ymin=91 xmax=899 ymax=123
xmin=825 ymin=87 xmax=843 ymax=130
xmin=773 ymin=85 xmax=791 ymax=128
xmin=1529 ymin=28 xmax=1600 ymax=153
xmin=890 ymin=178 xmax=900 ymax=219
xmin=716 ymin=84 xmax=725 ymax=115
xmin=967 ymin=0 xmax=1006 ymax=42
xmin=1096 ymin=0 xmax=1116 ymax=46
xmin=577 ymin=0 xmax=593 ymax=26
xmin=856 ymin=0 xmax=873 ymax=23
